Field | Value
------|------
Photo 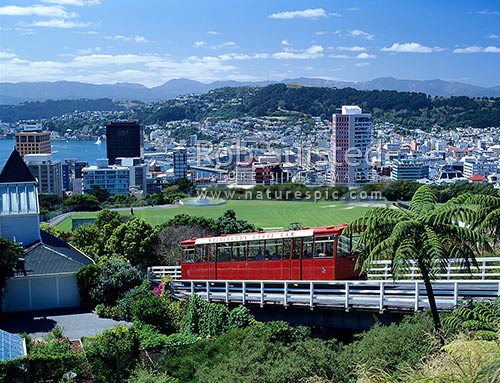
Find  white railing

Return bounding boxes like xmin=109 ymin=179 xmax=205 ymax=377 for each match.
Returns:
xmin=169 ymin=279 xmax=500 ymax=312
xmin=146 ymin=257 xmax=500 ymax=282
xmin=147 ymin=265 xmax=182 ymax=281
xmin=367 ymin=257 xmax=500 ymax=281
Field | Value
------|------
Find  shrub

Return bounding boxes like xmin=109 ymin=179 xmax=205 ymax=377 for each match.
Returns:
xmin=117 ymin=280 xmax=154 ymax=321
xmin=228 ymin=305 xmax=255 ymax=330
xmin=131 ymin=296 xmax=179 ymax=334
xmin=134 ymin=322 xmax=169 ymax=351
xmin=181 ymin=294 xmax=229 ymax=337
xmin=90 ymin=259 xmax=143 ymax=306
xmin=344 ymin=312 xmax=438 ymax=375
xmin=83 ymin=325 xmax=139 ymax=383
xmin=127 ymin=366 xmax=179 ymax=383
xmin=75 ymin=263 xmax=101 ymax=309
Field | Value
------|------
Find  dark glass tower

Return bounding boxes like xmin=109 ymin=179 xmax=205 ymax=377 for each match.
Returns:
xmin=106 ymin=121 xmax=144 ymax=165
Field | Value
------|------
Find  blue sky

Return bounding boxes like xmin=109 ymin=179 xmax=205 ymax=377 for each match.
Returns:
xmin=0 ymin=0 xmax=499 ymax=87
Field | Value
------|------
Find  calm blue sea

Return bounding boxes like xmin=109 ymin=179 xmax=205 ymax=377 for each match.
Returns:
xmin=0 ymin=139 xmax=108 ymax=169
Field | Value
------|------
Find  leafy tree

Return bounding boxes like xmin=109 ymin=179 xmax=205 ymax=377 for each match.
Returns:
xmin=88 ymin=185 xmax=110 ymax=203
xmin=0 ymin=238 xmax=24 ymax=309
xmin=153 ymin=224 xmax=213 ymax=265
xmin=90 ymin=259 xmax=143 ymax=306
xmin=106 ymin=217 xmax=158 ymax=267
xmin=69 ymin=224 xmax=102 ymax=259
xmin=75 ymin=263 xmax=101 ymax=309
xmin=168 ymin=178 xmax=196 ymax=196
xmin=62 ymin=193 xmax=100 ymax=211
xmin=212 ymin=209 xmax=257 ymax=235
xmin=38 ymin=194 xmax=63 ymax=211
xmin=457 ymin=193 xmax=500 ymax=250
xmin=346 ymin=185 xmax=487 ymax=336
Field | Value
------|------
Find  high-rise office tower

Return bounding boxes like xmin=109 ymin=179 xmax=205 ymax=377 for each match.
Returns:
xmin=106 ymin=121 xmax=144 ymax=165
xmin=15 ymin=122 xmax=51 ymax=158
xmin=173 ymin=145 xmax=187 ymax=179
xmin=330 ymin=106 xmax=372 ymax=186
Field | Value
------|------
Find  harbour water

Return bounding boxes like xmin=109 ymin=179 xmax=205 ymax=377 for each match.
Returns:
xmin=0 ymin=139 xmax=108 ymax=169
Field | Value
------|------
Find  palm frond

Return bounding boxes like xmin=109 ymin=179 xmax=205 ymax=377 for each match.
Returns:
xmin=409 ymin=185 xmax=437 ymax=216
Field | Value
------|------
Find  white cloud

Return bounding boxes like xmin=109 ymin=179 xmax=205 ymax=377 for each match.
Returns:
xmin=453 ymin=45 xmax=500 ymax=53
xmin=217 ymin=53 xmax=269 ymax=61
xmin=0 ymin=50 xmax=257 ymax=86
xmin=487 ymin=33 xmax=499 ymax=39
xmin=272 ymin=45 xmax=324 ymax=59
xmin=281 ymin=39 xmax=291 ymax=46
xmin=193 ymin=40 xmax=206 ymax=48
xmin=356 ymin=53 xmax=375 ymax=59
xmin=210 ymin=41 xmax=237 ymax=49
xmin=347 ymin=7 xmax=360 ymax=11
xmin=337 ymin=46 xmax=366 ymax=51
xmin=381 ymin=42 xmax=444 ymax=53
xmin=269 ymin=8 xmax=327 ymax=20
xmin=0 ymin=5 xmax=77 ymax=18
xmin=349 ymin=29 xmax=374 ymax=40
xmin=41 ymin=0 xmax=100 ymax=6
xmin=329 ymin=54 xmax=349 ymax=59
xmin=315 ymin=31 xmax=327 ymax=35
xmin=107 ymin=35 xmax=150 ymax=43
xmin=28 ymin=19 xmax=90 ymax=28
xmin=355 ymin=62 xmax=370 ymax=67
xmin=477 ymin=10 xmax=500 ymax=15
xmin=208 ymin=31 xmax=221 ymax=35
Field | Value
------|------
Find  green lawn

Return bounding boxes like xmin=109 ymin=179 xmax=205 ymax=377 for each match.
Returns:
xmin=55 ymin=200 xmax=378 ymax=232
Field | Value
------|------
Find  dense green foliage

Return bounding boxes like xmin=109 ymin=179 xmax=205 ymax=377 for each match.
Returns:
xmin=62 ymin=193 xmax=100 ymax=211
xmin=83 ymin=325 xmax=140 ymax=383
xmin=134 ymin=84 xmax=500 ymax=129
xmin=0 ymin=98 xmax=124 ymax=124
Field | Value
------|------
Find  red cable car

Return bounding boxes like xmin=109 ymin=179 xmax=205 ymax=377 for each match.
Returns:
xmin=180 ymin=225 xmax=360 ymax=280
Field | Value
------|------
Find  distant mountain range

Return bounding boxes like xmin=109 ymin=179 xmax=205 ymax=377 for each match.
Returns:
xmin=1 ymin=77 xmax=499 ymax=105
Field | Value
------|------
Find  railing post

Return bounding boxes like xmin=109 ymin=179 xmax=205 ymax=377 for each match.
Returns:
xmin=146 ymin=267 xmax=151 ymax=280
xmin=242 ymin=281 xmax=246 ymax=305
xmin=260 ymin=281 xmax=264 ymax=307
xmin=379 ymin=281 xmax=384 ymax=312
xmin=190 ymin=281 xmax=194 ymax=295
xmin=447 ymin=260 xmax=452 ymax=280
xmin=414 ymin=281 xmax=419 ymax=311
xmin=482 ymin=260 xmax=487 ymax=280
xmin=453 ymin=282 xmax=459 ymax=307
xmin=344 ymin=282 xmax=350 ymax=311
xmin=411 ymin=261 xmax=415 ymax=280
xmin=225 ymin=281 xmax=229 ymax=303
xmin=309 ymin=281 xmax=314 ymax=309
xmin=283 ymin=282 xmax=288 ymax=307
xmin=384 ymin=262 xmax=389 ymax=280
xmin=497 ymin=282 xmax=500 ymax=297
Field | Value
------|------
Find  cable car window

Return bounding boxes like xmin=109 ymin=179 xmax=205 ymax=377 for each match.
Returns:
xmin=232 ymin=242 xmax=247 ymax=261
xmin=314 ymin=236 xmax=334 ymax=257
xmin=265 ymin=239 xmax=282 ymax=260
xmin=302 ymin=237 xmax=314 ymax=258
xmin=337 ymin=235 xmax=351 ymax=257
xmin=248 ymin=240 xmax=264 ymax=260
xmin=183 ymin=246 xmax=196 ymax=263
xmin=217 ymin=243 xmax=232 ymax=262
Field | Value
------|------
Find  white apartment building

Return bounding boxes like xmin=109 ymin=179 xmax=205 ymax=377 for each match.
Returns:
xmin=330 ymin=106 xmax=372 ymax=186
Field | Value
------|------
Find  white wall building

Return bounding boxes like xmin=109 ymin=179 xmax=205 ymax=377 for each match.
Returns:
xmin=330 ymin=106 xmax=372 ymax=186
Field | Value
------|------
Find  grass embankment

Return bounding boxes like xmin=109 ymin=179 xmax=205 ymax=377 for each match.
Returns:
xmin=55 ymin=200 xmax=375 ymax=232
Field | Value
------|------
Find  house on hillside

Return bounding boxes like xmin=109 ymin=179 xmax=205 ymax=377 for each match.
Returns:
xmin=0 ymin=149 xmax=94 ymax=312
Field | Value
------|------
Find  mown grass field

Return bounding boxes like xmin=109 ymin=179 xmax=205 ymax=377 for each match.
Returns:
xmin=54 ymin=200 xmax=378 ymax=232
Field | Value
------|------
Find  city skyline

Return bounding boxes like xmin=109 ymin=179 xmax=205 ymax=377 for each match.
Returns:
xmin=0 ymin=0 xmax=499 ymax=88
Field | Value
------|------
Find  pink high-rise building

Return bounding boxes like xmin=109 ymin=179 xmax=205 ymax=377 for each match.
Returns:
xmin=330 ymin=106 xmax=372 ymax=186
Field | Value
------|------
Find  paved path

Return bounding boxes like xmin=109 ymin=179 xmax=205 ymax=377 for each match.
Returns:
xmin=0 ymin=307 xmax=131 ymax=340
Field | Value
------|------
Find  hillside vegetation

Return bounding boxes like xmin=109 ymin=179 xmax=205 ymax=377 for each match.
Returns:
xmin=1 ymin=84 xmax=499 ymax=130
